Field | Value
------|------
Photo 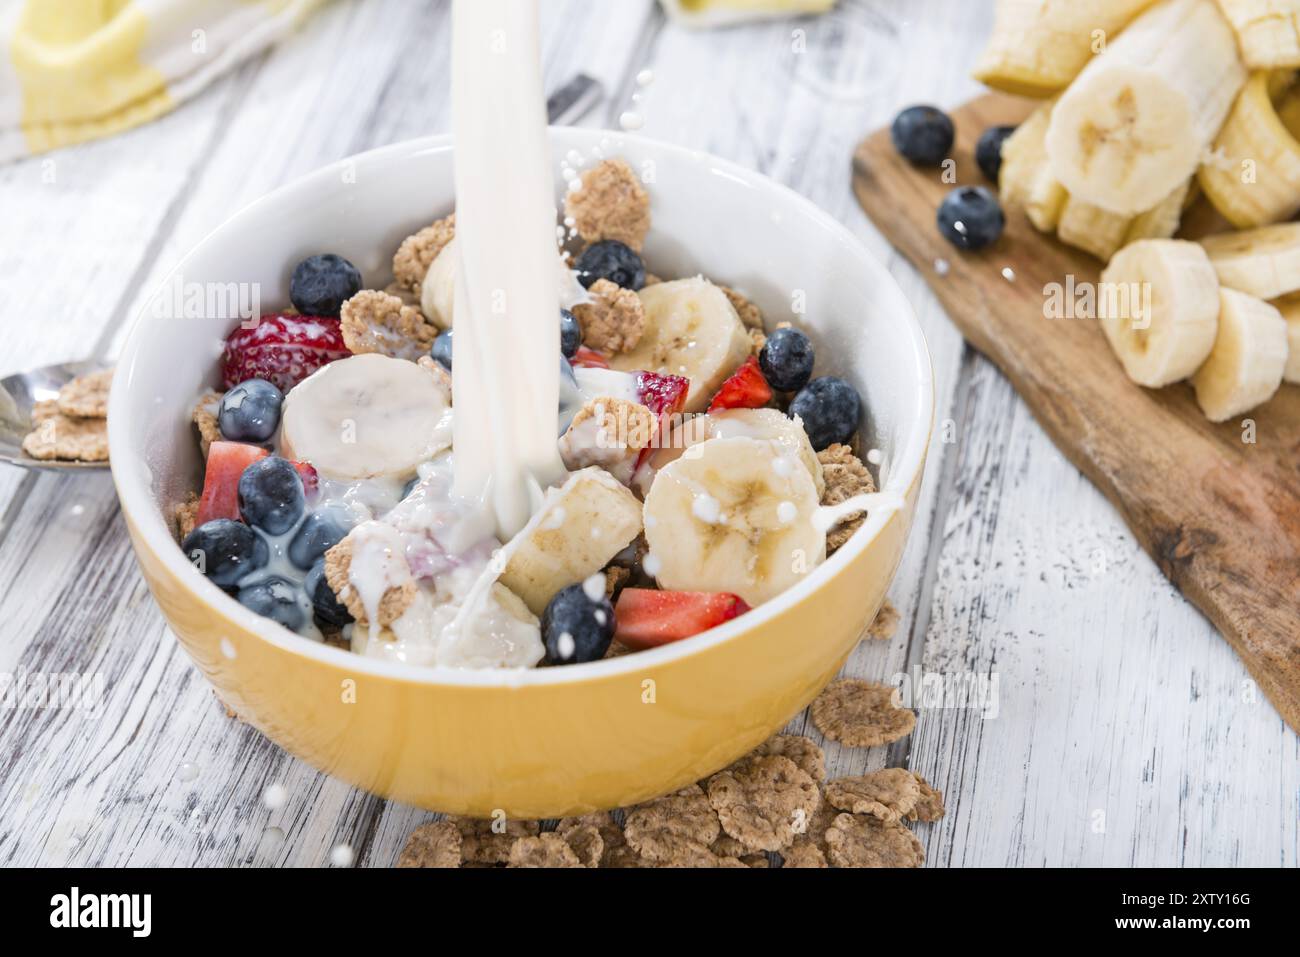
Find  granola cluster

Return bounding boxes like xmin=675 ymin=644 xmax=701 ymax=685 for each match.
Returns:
xmin=564 ymin=159 xmax=650 ymax=251
xmin=571 ymin=278 xmax=646 ymax=353
xmin=817 ymin=443 xmax=877 ymax=553
xmin=323 ymin=533 xmax=416 ymax=627
xmin=340 ymin=289 xmax=439 ymax=362
xmin=392 ymin=214 xmax=456 ymax=293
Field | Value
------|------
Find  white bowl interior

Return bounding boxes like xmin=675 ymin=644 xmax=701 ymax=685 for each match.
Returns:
xmin=110 ymin=128 xmax=933 ymax=683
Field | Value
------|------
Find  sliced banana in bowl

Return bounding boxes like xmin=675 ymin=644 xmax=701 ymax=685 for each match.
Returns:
xmin=280 ymin=353 xmax=453 ymax=481
xmin=611 ymin=277 xmax=751 ymax=413
xmin=642 ymin=435 xmax=826 ymax=607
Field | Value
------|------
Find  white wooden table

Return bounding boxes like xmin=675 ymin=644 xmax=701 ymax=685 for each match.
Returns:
xmin=1 ymin=0 xmax=1295 ymax=868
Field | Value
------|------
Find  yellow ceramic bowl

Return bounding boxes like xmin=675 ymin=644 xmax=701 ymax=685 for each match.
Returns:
xmin=109 ymin=130 xmax=933 ymax=818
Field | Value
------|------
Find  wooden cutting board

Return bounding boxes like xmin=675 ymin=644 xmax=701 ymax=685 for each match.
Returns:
xmin=853 ymin=93 xmax=1300 ymax=733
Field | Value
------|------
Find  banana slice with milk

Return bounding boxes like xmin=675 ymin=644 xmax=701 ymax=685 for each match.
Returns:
xmin=420 ymin=237 xmax=591 ymax=328
xmin=611 ymin=277 xmax=752 ymax=412
xmin=281 ymin=353 xmax=453 ymax=481
xmin=643 ymin=435 xmax=825 ymax=607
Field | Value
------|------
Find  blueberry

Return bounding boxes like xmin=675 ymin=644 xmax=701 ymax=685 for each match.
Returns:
xmin=218 ymin=378 xmax=283 ymax=443
xmin=574 ymin=240 xmax=644 ymax=290
xmin=430 ymin=328 xmax=453 ymax=370
xmin=890 ymin=105 xmax=954 ymax=166
xmin=237 ymin=576 xmax=307 ymax=632
xmin=560 ymin=308 xmax=582 ymax=359
xmin=289 ymin=253 xmax=362 ymax=317
xmin=238 ymin=456 xmax=305 ymax=535
xmin=288 ymin=505 xmax=353 ymax=569
xmin=936 ymin=186 xmax=1004 ymax=251
xmin=542 ymin=583 xmax=615 ymax=665
xmin=759 ymin=326 xmax=815 ymax=392
xmin=182 ymin=519 xmax=268 ymax=588
xmin=975 ymin=125 xmax=1016 ymax=183
xmin=789 ymin=376 xmax=861 ymax=451
xmin=306 ymin=559 xmax=353 ymax=627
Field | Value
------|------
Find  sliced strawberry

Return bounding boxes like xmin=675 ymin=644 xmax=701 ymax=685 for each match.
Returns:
xmin=196 ymin=442 xmax=316 ymax=525
xmin=196 ymin=441 xmax=267 ymax=525
xmin=221 ymin=313 xmax=349 ymax=393
xmin=571 ymin=346 xmax=611 ymax=369
xmin=707 ymin=356 xmax=772 ymax=413
xmin=614 ymin=588 xmax=751 ymax=650
xmin=633 ymin=371 xmax=690 ymax=470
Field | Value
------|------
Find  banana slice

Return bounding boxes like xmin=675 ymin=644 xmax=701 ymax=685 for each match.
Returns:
xmin=1271 ymin=292 xmax=1300 ymax=382
xmin=420 ymin=238 xmax=590 ymax=329
xmin=1191 ymin=288 xmax=1289 ymax=421
xmin=281 ymin=354 xmax=453 ymax=481
xmin=499 ymin=466 xmax=643 ymax=615
xmin=973 ymin=0 xmax=1159 ymax=97
xmin=1199 ymin=222 xmax=1300 ymax=299
xmin=1056 ymin=196 xmax=1133 ymax=262
xmin=998 ymin=98 xmax=1068 ymax=232
xmin=610 ymin=277 xmax=751 ymax=413
xmin=1216 ymin=0 xmax=1300 ymax=69
xmin=643 ymin=436 xmax=825 ymax=607
xmin=649 ymin=408 xmax=824 ymax=498
xmin=1046 ymin=0 xmax=1246 ymax=215
xmin=1199 ymin=70 xmax=1300 ymax=227
xmin=420 ymin=236 xmax=458 ymax=328
xmin=1099 ymin=239 xmax=1221 ymax=386
xmin=1124 ymin=177 xmax=1194 ymax=244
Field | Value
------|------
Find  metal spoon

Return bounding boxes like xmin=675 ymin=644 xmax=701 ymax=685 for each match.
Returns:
xmin=0 ymin=359 xmax=111 ymax=471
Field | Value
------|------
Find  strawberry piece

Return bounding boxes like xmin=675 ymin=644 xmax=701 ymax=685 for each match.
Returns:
xmin=614 ymin=588 xmax=751 ymax=650
xmin=221 ymin=313 xmax=349 ymax=393
xmin=195 ymin=442 xmax=316 ymax=525
xmin=707 ymin=356 xmax=772 ymax=413
xmin=196 ymin=441 xmax=268 ymax=525
xmin=633 ymin=371 xmax=690 ymax=470
xmin=635 ymin=371 xmax=689 ymax=417
xmin=571 ymin=346 xmax=611 ymax=369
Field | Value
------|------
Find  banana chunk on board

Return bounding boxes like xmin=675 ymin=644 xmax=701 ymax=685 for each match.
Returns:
xmin=998 ymin=98 xmax=1068 ymax=233
xmin=1216 ymin=0 xmax=1300 ymax=69
xmin=642 ymin=436 xmax=825 ymax=607
xmin=1191 ymin=289 xmax=1290 ymax=422
xmin=500 ymin=467 xmax=644 ymax=616
xmin=1099 ymin=239 xmax=1221 ymax=387
xmin=1271 ymin=293 xmax=1300 ymax=383
xmin=1200 ymin=222 xmax=1300 ymax=300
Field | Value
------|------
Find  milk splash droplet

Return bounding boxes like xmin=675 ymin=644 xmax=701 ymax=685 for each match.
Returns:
xmin=619 ymin=111 xmax=644 ymax=131
xmin=263 ymin=783 xmax=288 ymax=811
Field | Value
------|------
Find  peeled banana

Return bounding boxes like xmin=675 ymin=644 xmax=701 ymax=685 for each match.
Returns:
xmin=1191 ymin=288 xmax=1289 ymax=421
xmin=1199 ymin=70 xmax=1300 ymax=227
xmin=1046 ymin=0 xmax=1246 ymax=215
xmin=998 ymin=98 xmax=1068 ymax=232
xmin=1099 ymin=239 xmax=1221 ymax=386
xmin=1200 ymin=222 xmax=1300 ymax=298
xmin=1216 ymin=0 xmax=1300 ymax=69
xmin=642 ymin=436 xmax=825 ymax=607
xmin=1271 ymin=292 xmax=1300 ymax=381
xmin=974 ymin=0 xmax=1159 ymax=97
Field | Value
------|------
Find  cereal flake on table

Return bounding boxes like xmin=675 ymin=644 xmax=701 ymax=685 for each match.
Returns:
xmin=452 ymin=816 xmax=539 ymax=865
xmin=811 ymin=678 xmax=916 ymax=748
xmin=753 ymin=733 xmax=827 ymax=783
xmin=397 ymin=820 xmax=462 ymax=868
xmin=508 ymin=832 xmax=583 ymax=868
xmin=393 ymin=213 xmax=456 ymax=293
xmin=818 ymin=443 xmax=877 ymax=553
xmin=623 ymin=784 xmax=720 ymax=862
xmin=705 ymin=753 xmax=820 ymax=852
xmin=57 ymin=368 xmax=113 ymax=418
xmin=866 ymin=598 xmax=900 ymax=641
xmin=824 ymin=812 xmax=924 ymax=868
xmin=571 ymin=278 xmax=646 ymax=352
xmin=906 ymin=772 xmax=946 ymax=823
xmin=340 ymin=289 xmax=439 ymax=362
xmin=564 ymin=158 xmax=650 ymax=251
xmin=825 ymin=768 xmax=921 ymax=824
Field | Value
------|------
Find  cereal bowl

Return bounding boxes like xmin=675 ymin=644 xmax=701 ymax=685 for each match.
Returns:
xmin=108 ymin=129 xmax=933 ymax=818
